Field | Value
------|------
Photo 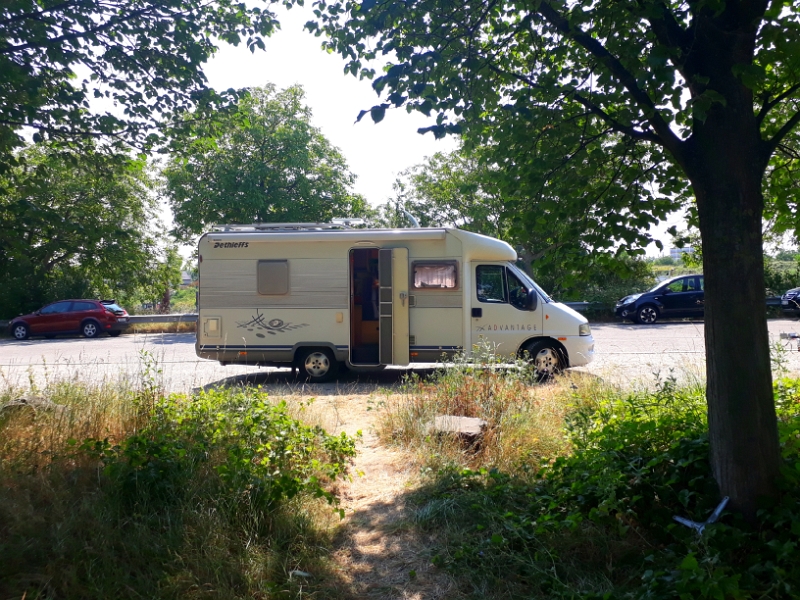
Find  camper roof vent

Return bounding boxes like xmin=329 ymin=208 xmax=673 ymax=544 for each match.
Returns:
xmin=211 ymin=221 xmax=364 ymax=232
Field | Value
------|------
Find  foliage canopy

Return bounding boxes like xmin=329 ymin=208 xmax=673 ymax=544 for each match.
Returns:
xmin=163 ymin=85 xmax=370 ymax=240
xmin=386 ymin=148 xmax=657 ymax=299
xmin=0 ymin=0 xmax=277 ymax=168
xmin=0 ymin=144 xmax=160 ymax=317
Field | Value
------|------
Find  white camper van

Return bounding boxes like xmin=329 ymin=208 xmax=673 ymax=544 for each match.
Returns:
xmin=196 ymin=223 xmax=594 ymax=381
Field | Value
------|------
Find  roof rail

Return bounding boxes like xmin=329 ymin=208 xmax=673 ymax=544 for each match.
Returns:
xmin=211 ymin=221 xmax=364 ymax=232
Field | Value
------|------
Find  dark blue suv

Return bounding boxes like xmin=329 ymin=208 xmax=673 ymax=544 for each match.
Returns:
xmin=782 ymin=287 xmax=800 ymax=316
xmin=615 ymin=274 xmax=704 ymax=324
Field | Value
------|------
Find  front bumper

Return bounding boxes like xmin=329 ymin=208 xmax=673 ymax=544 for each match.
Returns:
xmin=782 ymin=298 xmax=800 ymax=315
xmin=615 ymin=304 xmax=636 ymax=319
xmin=563 ymin=334 xmax=595 ymax=367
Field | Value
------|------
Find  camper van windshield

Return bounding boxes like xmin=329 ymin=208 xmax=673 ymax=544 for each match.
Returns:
xmin=509 ymin=265 xmax=551 ymax=302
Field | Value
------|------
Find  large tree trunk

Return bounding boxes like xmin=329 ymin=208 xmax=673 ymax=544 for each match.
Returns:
xmin=686 ymin=101 xmax=781 ymax=520
xmin=663 ymin=7 xmax=783 ymax=520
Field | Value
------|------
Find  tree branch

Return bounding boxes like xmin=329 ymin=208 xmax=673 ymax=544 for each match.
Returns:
xmin=776 ymin=142 xmax=800 ymax=160
xmin=766 ymin=109 xmax=800 ymax=155
xmin=756 ymin=83 xmax=800 ymax=127
xmin=0 ymin=4 xmax=159 ymax=55
xmin=569 ymin=91 xmax=663 ymax=144
xmin=535 ymin=0 xmax=684 ymax=158
xmin=638 ymin=0 xmax=690 ymax=62
xmin=0 ymin=0 xmax=79 ymax=28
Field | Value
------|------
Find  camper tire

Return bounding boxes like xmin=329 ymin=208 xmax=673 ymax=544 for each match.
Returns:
xmin=523 ymin=340 xmax=564 ymax=382
xmin=297 ymin=348 xmax=339 ymax=383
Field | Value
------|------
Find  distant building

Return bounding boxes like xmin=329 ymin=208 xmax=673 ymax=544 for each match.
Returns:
xmin=670 ymin=247 xmax=695 ymax=260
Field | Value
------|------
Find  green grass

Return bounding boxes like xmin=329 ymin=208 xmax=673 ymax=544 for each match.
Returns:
xmin=378 ymin=362 xmax=800 ymax=599
xmin=4 ymin=346 xmax=800 ymax=599
xmin=0 ymin=367 xmax=357 ymax=599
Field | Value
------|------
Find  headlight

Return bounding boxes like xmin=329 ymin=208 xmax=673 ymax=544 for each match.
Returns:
xmin=579 ymin=323 xmax=591 ymax=336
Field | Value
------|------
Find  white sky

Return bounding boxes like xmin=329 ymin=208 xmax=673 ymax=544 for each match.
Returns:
xmin=197 ymin=4 xmax=678 ymax=256
xmin=202 ymin=4 xmax=457 ymax=208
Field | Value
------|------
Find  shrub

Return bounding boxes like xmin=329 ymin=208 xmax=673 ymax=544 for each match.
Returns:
xmin=80 ymin=388 xmax=357 ymax=514
xmin=407 ymin=377 xmax=800 ymax=599
xmin=0 ymin=384 xmax=357 ymax=599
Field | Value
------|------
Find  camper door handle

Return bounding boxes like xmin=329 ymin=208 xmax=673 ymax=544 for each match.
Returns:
xmin=399 ymin=291 xmax=408 ymax=306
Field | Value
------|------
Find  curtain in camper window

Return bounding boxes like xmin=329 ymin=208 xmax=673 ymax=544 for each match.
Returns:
xmin=413 ymin=263 xmax=457 ymax=289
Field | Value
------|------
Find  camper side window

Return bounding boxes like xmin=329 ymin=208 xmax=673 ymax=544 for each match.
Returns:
xmin=413 ymin=262 xmax=458 ymax=289
xmin=257 ymin=260 xmax=289 ymax=295
xmin=476 ymin=265 xmax=507 ymax=303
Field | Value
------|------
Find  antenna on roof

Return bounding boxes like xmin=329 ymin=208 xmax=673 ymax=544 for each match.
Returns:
xmin=401 ymin=210 xmax=420 ymax=228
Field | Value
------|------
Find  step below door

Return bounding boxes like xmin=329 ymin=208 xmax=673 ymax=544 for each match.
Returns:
xmin=379 ymin=248 xmax=409 ymax=366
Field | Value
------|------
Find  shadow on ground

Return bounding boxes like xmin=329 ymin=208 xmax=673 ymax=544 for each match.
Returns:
xmin=197 ymin=366 xmax=441 ymax=395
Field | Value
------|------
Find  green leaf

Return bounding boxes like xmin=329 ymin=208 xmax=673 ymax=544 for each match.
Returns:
xmin=370 ymin=105 xmax=386 ymax=123
xmin=679 ymin=553 xmax=699 ymax=571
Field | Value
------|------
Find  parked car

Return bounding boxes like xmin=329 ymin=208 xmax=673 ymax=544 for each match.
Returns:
xmin=9 ymin=299 xmax=129 ymax=340
xmin=615 ymin=274 xmax=704 ymax=324
xmin=782 ymin=287 xmax=800 ymax=316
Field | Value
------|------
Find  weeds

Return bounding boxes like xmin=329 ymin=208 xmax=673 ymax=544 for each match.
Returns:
xmin=377 ymin=341 xmax=605 ymax=473
xmin=0 ymin=367 xmax=357 ymax=599
xmin=397 ymin=368 xmax=800 ymax=599
xmin=126 ymin=320 xmax=196 ymax=334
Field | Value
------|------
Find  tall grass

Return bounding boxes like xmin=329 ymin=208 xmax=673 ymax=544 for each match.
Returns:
xmin=0 ymin=353 xmax=356 ymax=600
xmin=376 ymin=343 xmax=611 ymax=473
xmin=375 ymin=348 xmax=800 ymax=599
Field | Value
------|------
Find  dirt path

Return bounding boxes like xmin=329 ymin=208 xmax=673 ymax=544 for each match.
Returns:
xmin=289 ymin=387 xmax=457 ymax=599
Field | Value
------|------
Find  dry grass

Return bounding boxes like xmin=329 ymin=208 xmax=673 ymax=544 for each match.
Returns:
xmin=0 ymin=380 xmax=144 ymax=468
xmin=0 ymin=370 xmax=355 ymax=600
xmin=375 ymin=355 xmax=614 ymax=475
xmin=125 ymin=320 xmax=196 ymax=334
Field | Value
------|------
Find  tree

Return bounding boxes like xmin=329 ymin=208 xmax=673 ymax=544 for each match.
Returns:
xmin=308 ymin=0 xmax=800 ymax=516
xmin=140 ymin=246 xmax=184 ymax=313
xmin=387 ymin=148 xmax=656 ymax=296
xmin=385 ymin=150 xmax=506 ymax=234
xmin=0 ymin=143 xmax=159 ymax=317
xmin=0 ymin=0 xmax=277 ymax=168
xmin=163 ymin=85 xmax=370 ymax=239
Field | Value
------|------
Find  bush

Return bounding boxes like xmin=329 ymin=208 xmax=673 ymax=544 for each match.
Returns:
xmin=88 ymin=389 xmax=357 ymax=512
xmin=406 ymin=376 xmax=800 ymax=599
xmin=0 ymin=384 xmax=357 ymax=599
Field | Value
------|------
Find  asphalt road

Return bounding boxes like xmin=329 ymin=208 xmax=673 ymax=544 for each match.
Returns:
xmin=2 ymin=319 xmax=800 ymax=393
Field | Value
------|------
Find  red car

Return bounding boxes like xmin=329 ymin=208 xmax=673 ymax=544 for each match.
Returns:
xmin=9 ymin=299 xmax=129 ymax=340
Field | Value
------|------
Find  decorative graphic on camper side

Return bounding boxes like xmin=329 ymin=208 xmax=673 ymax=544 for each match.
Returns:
xmin=236 ymin=310 xmax=309 ymax=338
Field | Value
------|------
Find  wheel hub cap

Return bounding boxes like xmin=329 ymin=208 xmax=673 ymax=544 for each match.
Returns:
xmin=304 ymin=352 xmax=330 ymax=377
xmin=535 ymin=348 xmax=558 ymax=374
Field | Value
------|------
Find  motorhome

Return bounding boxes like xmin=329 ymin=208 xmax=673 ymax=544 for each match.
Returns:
xmin=196 ymin=223 xmax=594 ymax=381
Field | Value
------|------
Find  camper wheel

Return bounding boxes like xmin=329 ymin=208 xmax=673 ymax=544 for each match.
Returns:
xmin=297 ymin=348 xmax=339 ymax=383
xmin=523 ymin=339 xmax=565 ymax=383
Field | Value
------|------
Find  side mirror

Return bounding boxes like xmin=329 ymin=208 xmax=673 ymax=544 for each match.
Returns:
xmin=527 ymin=289 xmax=538 ymax=311
xmin=661 ymin=288 xmax=670 ymax=294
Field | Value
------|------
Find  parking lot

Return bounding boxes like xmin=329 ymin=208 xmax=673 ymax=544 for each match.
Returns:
xmin=2 ymin=319 xmax=800 ymax=392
